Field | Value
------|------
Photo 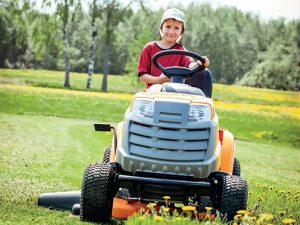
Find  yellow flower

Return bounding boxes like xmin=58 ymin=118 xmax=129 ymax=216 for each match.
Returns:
xmin=147 ymin=202 xmax=156 ymax=208
xmin=259 ymin=213 xmax=273 ymax=221
xmin=181 ymin=205 xmax=196 ymax=212
xmin=139 ymin=216 xmax=145 ymax=220
xmin=237 ymin=210 xmax=249 ymax=215
xmin=234 ymin=214 xmax=241 ymax=220
xmin=163 ymin=196 xmax=171 ymax=200
xmin=258 ymin=196 xmax=264 ymax=202
xmin=175 ymin=217 xmax=183 ymax=221
xmin=154 ymin=215 xmax=163 ymax=221
xmin=256 ymin=218 xmax=263 ymax=225
xmin=205 ymin=206 xmax=212 ymax=212
xmin=282 ymin=218 xmax=296 ymax=224
xmin=163 ymin=207 xmax=170 ymax=212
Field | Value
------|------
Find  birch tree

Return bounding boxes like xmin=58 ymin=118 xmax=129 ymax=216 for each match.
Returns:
xmin=86 ymin=0 xmax=97 ymax=88
xmin=44 ymin=0 xmax=81 ymax=87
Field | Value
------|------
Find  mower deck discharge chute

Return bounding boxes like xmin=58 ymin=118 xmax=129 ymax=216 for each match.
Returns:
xmin=38 ymin=50 xmax=248 ymax=222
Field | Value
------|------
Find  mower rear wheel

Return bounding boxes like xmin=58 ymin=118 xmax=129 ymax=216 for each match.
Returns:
xmin=102 ymin=145 xmax=111 ymax=163
xmin=80 ymin=162 xmax=115 ymax=223
xmin=233 ymin=158 xmax=241 ymax=176
xmin=214 ymin=175 xmax=248 ymax=220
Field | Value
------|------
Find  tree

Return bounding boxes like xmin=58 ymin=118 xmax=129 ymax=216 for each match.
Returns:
xmin=86 ymin=0 xmax=98 ymax=88
xmin=94 ymin=0 xmax=145 ymax=92
xmin=43 ymin=0 xmax=81 ymax=87
xmin=0 ymin=0 xmax=32 ymax=68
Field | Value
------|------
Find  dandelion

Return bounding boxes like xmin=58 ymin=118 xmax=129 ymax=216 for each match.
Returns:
xmin=234 ymin=214 xmax=241 ymax=220
xmin=163 ymin=196 xmax=171 ymax=200
xmin=256 ymin=218 xmax=263 ymax=225
xmin=205 ymin=207 xmax=212 ymax=212
xmin=237 ymin=210 xmax=249 ymax=215
xmin=163 ymin=207 xmax=170 ymax=212
xmin=147 ymin=202 xmax=156 ymax=208
xmin=181 ymin=205 xmax=196 ymax=212
xmin=282 ymin=218 xmax=296 ymax=224
xmin=139 ymin=216 xmax=145 ymax=220
xmin=175 ymin=217 xmax=183 ymax=221
xmin=154 ymin=215 xmax=163 ymax=221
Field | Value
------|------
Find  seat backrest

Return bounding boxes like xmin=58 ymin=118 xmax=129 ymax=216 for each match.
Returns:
xmin=147 ymin=83 xmax=205 ymax=96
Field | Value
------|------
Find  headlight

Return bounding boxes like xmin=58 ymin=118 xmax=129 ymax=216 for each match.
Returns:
xmin=131 ymin=99 xmax=154 ymax=118
xmin=189 ymin=104 xmax=211 ymax=122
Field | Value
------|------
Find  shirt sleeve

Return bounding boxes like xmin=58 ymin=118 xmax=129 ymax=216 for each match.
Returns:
xmin=137 ymin=44 xmax=151 ymax=76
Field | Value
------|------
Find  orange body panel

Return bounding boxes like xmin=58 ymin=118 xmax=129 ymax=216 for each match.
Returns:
xmin=219 ymin=129 xmax=235 ymax=174
xmin=112 ymin=198 xmax=148 ymax=219
xmin=112 ymin=198 xmax=216 ymax=219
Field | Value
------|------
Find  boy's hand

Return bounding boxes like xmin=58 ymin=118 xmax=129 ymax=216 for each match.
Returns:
xmin=158 ymin=73 xmax=170 ymax=83
xmin=197 ymin=56 xmax=209 ymax=67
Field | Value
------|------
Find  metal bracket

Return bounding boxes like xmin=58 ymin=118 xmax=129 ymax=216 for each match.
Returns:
xmin=94 ymin=123 xmax=114 ymax=131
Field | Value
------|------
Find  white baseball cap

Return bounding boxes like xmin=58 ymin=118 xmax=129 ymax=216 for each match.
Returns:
xmin=160 ymin=8 xmax=186 ymax=28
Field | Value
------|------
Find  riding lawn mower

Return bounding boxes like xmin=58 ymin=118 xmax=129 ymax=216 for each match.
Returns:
xmin=38 ymin=50 xmax=248 ymax=223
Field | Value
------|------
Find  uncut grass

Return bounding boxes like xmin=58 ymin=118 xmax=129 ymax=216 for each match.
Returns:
xmin=0 ymin=85 xmax=299 ymax=147
xmin=1 ymin=68 xmax=299 ymax=107
xmin=0 ymin=68 xmax=143 ymax=94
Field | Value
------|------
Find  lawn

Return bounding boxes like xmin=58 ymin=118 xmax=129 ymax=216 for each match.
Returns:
xmin=0 ymin=69 xmax=299 ymax=224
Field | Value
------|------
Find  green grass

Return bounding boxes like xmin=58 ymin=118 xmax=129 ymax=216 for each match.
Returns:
xmin=0 ymin=114 xmax=112 ymax=225
xmin=0 ymin=84 xmax=299 ymax=147
xmin=0 ymin=68 xmax=144 ymax=93
xmin=0 ymin=114 xmax=299 ymax=224
xmin=1 ymin=68 xmax=299 ymax=106
xmin=0 ymin=69 xmax=299 ymax=224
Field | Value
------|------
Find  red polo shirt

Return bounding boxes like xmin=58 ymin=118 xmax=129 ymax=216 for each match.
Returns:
xmin=137 ymin=41 xmax=191 ymax=88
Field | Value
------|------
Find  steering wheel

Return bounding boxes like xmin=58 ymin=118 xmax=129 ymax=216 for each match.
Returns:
xmin=152 ymin=49 xmax=206 ymax=77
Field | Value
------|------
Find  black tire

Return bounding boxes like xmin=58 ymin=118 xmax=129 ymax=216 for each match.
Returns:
xmin=103 ymin=146 xmax=112 ymax=163
xmin=232 ymin=158 xmax=241 ymax=176
xmin=80 ymin=162 xmax=115 ymax=223
xmin=214 ymin=175 xmax=248 ymax=220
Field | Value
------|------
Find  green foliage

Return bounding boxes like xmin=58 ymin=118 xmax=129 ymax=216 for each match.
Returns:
xmin=1 ymin=2 xmax=298 ymax=90
xmin=239 ymin=21 xmax=300 ymax=91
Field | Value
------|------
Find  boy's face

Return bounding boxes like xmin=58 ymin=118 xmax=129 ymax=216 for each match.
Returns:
xmin=160 ymin=18 xmax=183 ymax=43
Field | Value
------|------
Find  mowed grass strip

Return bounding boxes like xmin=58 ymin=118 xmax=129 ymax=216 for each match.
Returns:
xmin=0 ymin=114 xmax=113 ymax=225
xmin=0 ymin=114 xmax=299 ymax=225
xmin=0 ymin=84 xmax=299 ymax=147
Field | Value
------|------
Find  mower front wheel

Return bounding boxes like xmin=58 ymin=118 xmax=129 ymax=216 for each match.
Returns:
xmin=232 ymin=158 xmax=241 ymax=176
xmin=102 ymin=145 xmax=112 ymax=163
xmin=80 ymin=162 xmax=116 ymax=223
xmin=214 ymin=175 xmax=248 ymax=220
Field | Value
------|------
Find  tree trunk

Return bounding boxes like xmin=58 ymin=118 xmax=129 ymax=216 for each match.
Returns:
xmin=62 ymin=26 xmax=70 ymax=87
xmin=86 ymin=18 xmax=96 ymax=88
xmin=101 ymin=43 xmax=110 ymax=92
xmin=86 ymin=1 xmax=97 ymax=89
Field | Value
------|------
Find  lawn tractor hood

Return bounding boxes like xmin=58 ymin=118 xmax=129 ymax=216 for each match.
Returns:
xmin=116 ymin=92 xmax=221 ymax=179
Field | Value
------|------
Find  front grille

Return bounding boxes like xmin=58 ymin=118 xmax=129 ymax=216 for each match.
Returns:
xmin=128 ymin=121 xmax=210 ymax=161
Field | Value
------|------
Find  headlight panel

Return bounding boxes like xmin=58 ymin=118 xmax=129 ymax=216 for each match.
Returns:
xmin=131 ymin=99 xmax=154 ymax=118
xmin=188 ymin=104 xmax=211 ymax=122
